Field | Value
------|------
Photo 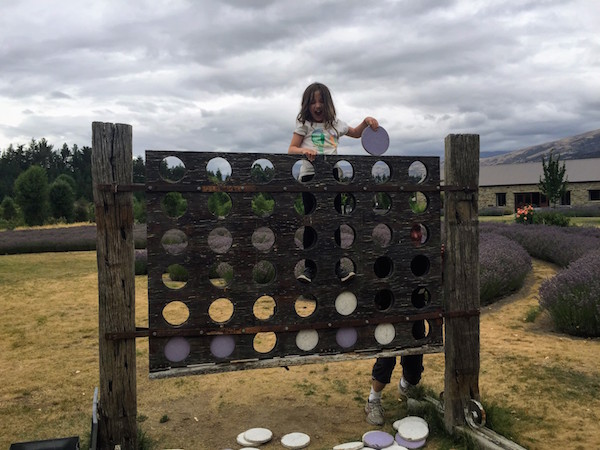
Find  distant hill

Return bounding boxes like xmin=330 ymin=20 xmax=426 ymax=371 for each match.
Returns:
xmin=480 ymin=129 xmax=600 ymax=166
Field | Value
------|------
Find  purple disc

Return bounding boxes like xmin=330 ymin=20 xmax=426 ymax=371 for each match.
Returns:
xmin=164 ymin=337 xmax=190 ymax=362
xmin=361 ymin=126 xmax=390 ymax=156
xmin=336 ymin=327 xmax=358 ymax=348
xmin=210 ymin=335 xmax=236 ymax=358
xmin=396 ymin=433 xmax=427 ymax=449
xmin=363 ymin=430 xmax=394 ymax=449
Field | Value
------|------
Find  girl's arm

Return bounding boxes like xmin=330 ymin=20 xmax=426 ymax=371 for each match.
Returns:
xmin=288 ymin=133 xmax=317 ymax=161
xmin=346 ymin=116 xmax=379 ymax=138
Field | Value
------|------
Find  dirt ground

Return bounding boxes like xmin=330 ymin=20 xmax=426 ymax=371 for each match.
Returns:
xmin=135 ymin=259 xmax=600 ymax=449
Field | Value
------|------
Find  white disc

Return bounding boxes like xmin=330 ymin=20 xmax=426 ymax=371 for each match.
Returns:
xmin=395 ymin=416 xmax=429 ymax=442
xmin=281 ymin=432 xmax=311 ymax=449
xmin=335 ymin=291 xmax=357 ymax=316
xmin=236 ymin=432 xmax=254 ymax=446
xmin=244 ymin=427 xmax=273 ymax=444
xmin=333 ymin=442 xmax=364 ymax=450
xmin=296 ymin=329 xmax=319 ymax=351
xmin=374 ymin=323 xmax=395 ymax=345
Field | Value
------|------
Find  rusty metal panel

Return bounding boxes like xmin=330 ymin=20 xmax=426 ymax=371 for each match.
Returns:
xmin=146 ymin=151 xmax=442 ymax=377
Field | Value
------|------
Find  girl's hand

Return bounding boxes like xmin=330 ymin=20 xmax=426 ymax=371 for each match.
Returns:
xmin=364 ymin=117 xmax=379 ymax=130
xmin=303 ymin=148 xmax=317 ymax=161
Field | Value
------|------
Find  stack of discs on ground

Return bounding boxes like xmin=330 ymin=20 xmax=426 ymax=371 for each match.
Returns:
xmin=236 ymin=427 xmax=273 ymax=448
xmin=281 ymin=431 xmax=311 ymax=449
xmin=393 ymin=416 xmax=429 ymax=449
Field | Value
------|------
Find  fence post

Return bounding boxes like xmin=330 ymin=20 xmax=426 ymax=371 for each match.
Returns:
xmin=443 ymin=134 xmax=480 ymax=431
xmin=91 ymin=122 xmax=137 ymax=449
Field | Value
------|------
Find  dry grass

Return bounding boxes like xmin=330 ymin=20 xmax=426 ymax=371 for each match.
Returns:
xmin=1 ymin=253 xmax=600 ymax=449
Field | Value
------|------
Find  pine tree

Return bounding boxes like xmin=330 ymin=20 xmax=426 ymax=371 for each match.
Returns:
xmin=538 ymin=151 xmax=568 ymax=207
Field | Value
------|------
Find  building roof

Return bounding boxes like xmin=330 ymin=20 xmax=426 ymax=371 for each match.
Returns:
xmin=478 ymin=158 xmax=600 ymax=187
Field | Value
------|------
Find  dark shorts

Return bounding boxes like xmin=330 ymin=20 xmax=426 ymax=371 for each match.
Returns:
xmin=371 ymin=354 xmax=424 ymax=386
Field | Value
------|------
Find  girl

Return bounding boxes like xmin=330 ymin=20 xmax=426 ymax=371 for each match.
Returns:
xmin=288 ymin=82 xmax=379 ymax=283
xmin=288 ymin=82 xmax=379 ymax=160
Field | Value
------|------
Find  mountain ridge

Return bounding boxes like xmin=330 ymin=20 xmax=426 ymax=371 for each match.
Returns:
xmin=480 ymin=128 xmax=600 ymax=166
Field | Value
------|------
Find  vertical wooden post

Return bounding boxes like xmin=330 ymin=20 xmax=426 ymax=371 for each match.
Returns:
xmin=443 ymin=134 xmax=480 ymax=431
xmin=92 ymin=122 xmax=137 ymax=449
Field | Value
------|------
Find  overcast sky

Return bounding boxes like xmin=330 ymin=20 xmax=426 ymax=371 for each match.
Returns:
xmin=1 ymin=0 xmax=599 ymax=159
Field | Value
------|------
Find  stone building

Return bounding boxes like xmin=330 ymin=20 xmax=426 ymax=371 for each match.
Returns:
xmin=478 ymin=158 xmax=600 ymax=211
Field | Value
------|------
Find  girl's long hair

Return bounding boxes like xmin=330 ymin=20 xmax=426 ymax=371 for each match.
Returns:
xmin=297 ymin=82 xmax=337 ymax=132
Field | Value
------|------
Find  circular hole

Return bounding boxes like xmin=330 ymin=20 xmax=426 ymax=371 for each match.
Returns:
xmin=333 ymin=160 xmax=354 ymax=183
xmin=374 ymin=289 xmax=394 ymax=311
xmin=371 ymin=161 xmax=390 ymax=184
xmin=411 ymin=287 xmax=431 ymax=308
xmin=295 ymin=226 xmax=317 ymax=250
xmin=334 ymin=193 xmax=355 ymax=215
xmin=253 ymin=332 xmax=276 ymax=353
xmin=336 ymin=257 xmax=356 ymax=282
xmin=210 ymin=335 xmax=235 ymax=359
xmin=412 ymin=320 xmax=430 ymax=340
xmin=374 ymin=323 xmax=395 ymax=345
xmin=208 ymin=227 xmax=233 ymax=254
xmin=372 ymin=224 xmax=392 ymax=248
xmin=161 ymin=192 xmax=188 ymax=218
xmin=206 ymin=157 xmax=231 ymax=184
xmin=162 ymin=264 xmax=189 ymax=289
xmin=374 ymin=256 xmax=393 ymax=278
xmin=209 ymin=262 xmax=233 ymax=288
xmin=336 ymin=224 xmax=355 ymax=249
xmin=411 ymin=255 xmax=430 ymax=277
xmin=251 ymin=158 xmax=274 ymax=183
xmin=208 ymin=192 xmax=232 ymax=218
xmin=252 ymin=227 xmax=275 ymax=252
xmin=408 ymin=161 xmax=428 ymax=184
xmin=373 ymin=192 xmax=392 ymax=215
xmin=411 ymin=223 xmax=429 ymax=246
xmin=252 ymin=260 xmax=276 ymax=284
xmin=162 ymin=301 xmax=189 ymax=326
xmin=253 ymin=295 xmax=276 ymax=320
xmin=296 ymin=330 xmax=319 ymax=352
xmin=336 ymin=328 xmax=358 ymax=348
xmin=293 ymin=160 xmax=315 ymax=183
xmin=409 ymin=192 xmax=428 ymax=214
xmin=159 ymin=156 xmax=186 ymax=183
xmin=164 ymin=337 xmax=190 ymax=362
xmin=252 ymin=192 xmax=275 ymax=218
xmin=208 ymin=298 xmax=234 ymax=323
xmin=295 ymin=259 xmax=316 ymax=283
xmin=161 ymin=229 xmax=188 ymax=255
xmin=294 ymin=192 xmax=317 ymax=215
xmin=295 ymin=294 xmax=317 ymax=318
xmin=335 ymin=291 xmax=357 ymax=316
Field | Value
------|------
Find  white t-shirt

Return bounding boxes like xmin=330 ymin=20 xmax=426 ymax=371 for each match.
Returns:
xmin=294 ymin=119 xmax=350 ymax=155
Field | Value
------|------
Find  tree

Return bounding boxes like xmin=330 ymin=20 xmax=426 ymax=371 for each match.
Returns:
xmin=1 ymin=196 xmax=18 ymax=221
xmin=14 ymin=165 xmax=49 ymax=226
xmin=539 ymin=151 xmax=568 ymax=207
xmin=49 ymin=180 xmax=75 ymax=222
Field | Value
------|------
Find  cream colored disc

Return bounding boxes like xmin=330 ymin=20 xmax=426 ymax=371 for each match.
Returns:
xmin=244 ymin=427 xmax=273 ymax=444
xmin=335 ymin=291 xmax=357 ymax=316
xmin=281 ymin=432 xmax=310 ymax=449
xmin=236 ymin=432 xmax=254 ymax=446
xmin=296 ymin=329 xmax=319 ymax=351
xmin=333 ymin=441 xmax=364 ymax=450
xmin=395 ymin=416 xmax=429 ymax=442
xmin=374 ymin=323 xmax=395 ymax=345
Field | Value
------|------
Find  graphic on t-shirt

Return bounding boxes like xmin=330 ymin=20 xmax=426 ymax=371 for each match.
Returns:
xmin=311 ymin=128 xmax=339 ymax=154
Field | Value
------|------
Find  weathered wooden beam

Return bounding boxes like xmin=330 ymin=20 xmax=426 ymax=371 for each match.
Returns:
xmin=443 ymin=134 xmax=481 ymax=431
xmin=92 ymin=122 xmax=137 ymax=450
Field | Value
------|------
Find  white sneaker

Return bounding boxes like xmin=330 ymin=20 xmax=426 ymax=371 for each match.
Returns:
xmin=365 ymin=399 xmax=385 ymax=426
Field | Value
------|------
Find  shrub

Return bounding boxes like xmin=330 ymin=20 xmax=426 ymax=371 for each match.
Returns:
xmin=14 ymin=165 xmax=50 ymax=226
xmin=539 ymin=249 xmax=600 ymax=337
xmin=135 ymin=249 xmax=147 ymax=275
xmin=532 ymin=209 xmax=570 ymax=227
xmin=514 ymin=204 xmax=534 ymax=224
xmin=479 ymin=232 xmax=532 ymax=305
xmin=49 ymin=180 xmax=75 ymax=222
xmin=479 ymin=206 xmax=512 ymax=216
xmin=74 ymin=198 xmax=91 ymax=222
xmin=167 ymin=263 xmax=189 ymax=282
xmin=480 ymin=222 xmax=600 ymax=267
